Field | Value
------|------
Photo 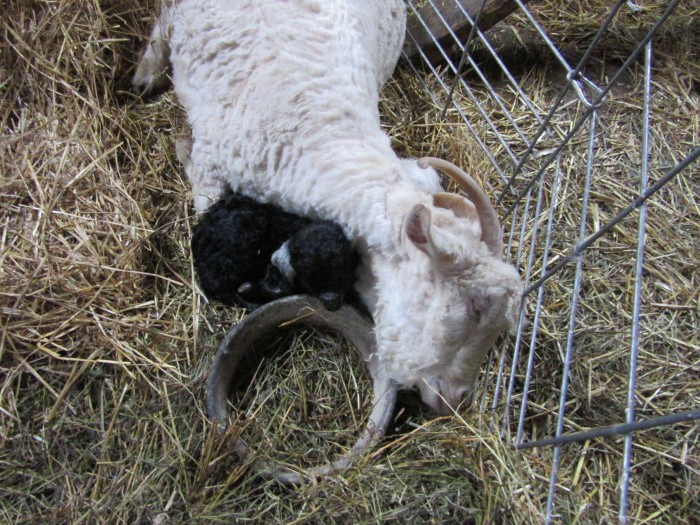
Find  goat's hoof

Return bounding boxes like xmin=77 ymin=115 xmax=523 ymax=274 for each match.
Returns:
xmin=132 ymin=52 xmax=171 ymax=94
xmin=237 ymin=282 xmax=254 ymax=294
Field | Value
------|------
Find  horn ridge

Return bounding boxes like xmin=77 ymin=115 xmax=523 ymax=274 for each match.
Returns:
xmin=418 ymin=157 xmax=504 ymax=257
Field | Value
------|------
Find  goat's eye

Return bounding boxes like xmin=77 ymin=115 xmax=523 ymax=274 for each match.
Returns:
xmin=465 ymin=295 xmax=490 ymax=324
xmin=443 ymin=304 xmax=469 ymax=338
xmin=465 ymin=298 xmax=481 ymax=324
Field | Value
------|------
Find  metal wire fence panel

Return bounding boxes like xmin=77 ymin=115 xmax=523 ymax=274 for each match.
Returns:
xmin=400 ymin=0 xmax=699 ymax=522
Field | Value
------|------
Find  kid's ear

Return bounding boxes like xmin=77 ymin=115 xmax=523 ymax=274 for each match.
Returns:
xmin=259 ymin=265 xmax=294 ymax=298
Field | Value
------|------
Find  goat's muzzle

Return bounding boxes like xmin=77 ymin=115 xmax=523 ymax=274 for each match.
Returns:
xmin=206 ymin=295 xmax=397 ymax=484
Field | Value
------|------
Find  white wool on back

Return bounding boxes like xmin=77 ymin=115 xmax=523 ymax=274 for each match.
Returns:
xmin=169 ymin=0 xmax=416 ymax=252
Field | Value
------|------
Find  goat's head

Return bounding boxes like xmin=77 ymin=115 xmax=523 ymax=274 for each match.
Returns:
xmin=373 ymin=158 xmax=523 ymax=415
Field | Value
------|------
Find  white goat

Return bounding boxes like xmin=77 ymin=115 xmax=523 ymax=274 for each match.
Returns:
xmin=134 ymin=0 xmax=523 ymax=415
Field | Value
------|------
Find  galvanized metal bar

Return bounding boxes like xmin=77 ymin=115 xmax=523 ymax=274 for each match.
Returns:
xmin=519 ymin=0 xmax=602 ymax=78
xmin=618 ymin=40 xmax=653 ymax=525
xmin=490 ymin=202 xmax=521 ymax=414
xmin=406 ymin=0 xmax=521 ymax=165
xmin=405 ymin=1 xmax=693 ymax=521
xmin=515 ymin=153 xmax=564 ymax=445
xmin=501 ymin=185 xmax=533 ymax=434
xmin=400 ymin=47 xmax=505 ymax=185
xmin=450 ymin=1 xmax=550 ymax=133
xmin=441 ymin=0 xmax=489 ymax=117
xmin=516 ymin=409 xmax=700 ymax=450
xmin=481 ymin=195 xmax=523 ymax=412
xmin=511 ymin=0 xmax=609 ymax=105
xmin=479 ymin=342 xmax=496 ymax=411
xmin=524 ymin=145 xmax=700 ymax=296
xmin=428 ymin=1 xmax=535 ymax=148
xmin=497 ymin=0 xmax=680 ymax=210
xmin=403 ymin=19 xmax=509 ymax=182
xmin=544 ymin=112 xmax=598 ymax=524
xmin=404 ymin=0 xmax=527 ymax=63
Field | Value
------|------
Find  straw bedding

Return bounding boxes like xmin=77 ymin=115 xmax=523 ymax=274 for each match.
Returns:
xmin=0 ymin=0 xmax=697 ymax=523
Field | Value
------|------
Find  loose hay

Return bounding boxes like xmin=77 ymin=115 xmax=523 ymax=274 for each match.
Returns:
xmin=1 ymin=0 xmax=698 ymax=524
xmin=225 ymin=329 xmax=374 ymax=471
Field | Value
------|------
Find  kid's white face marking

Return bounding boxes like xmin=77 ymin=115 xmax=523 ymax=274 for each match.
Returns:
xmin=271 ymin=241 xmax=295 ymax=282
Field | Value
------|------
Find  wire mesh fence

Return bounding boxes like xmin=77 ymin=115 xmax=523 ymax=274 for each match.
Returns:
xmin=402 ymin=0 xmax=699 ymax=522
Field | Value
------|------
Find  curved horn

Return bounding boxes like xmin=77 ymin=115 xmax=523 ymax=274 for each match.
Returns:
xmin=206 ymin=295 xmax=397 ymax=484
xmin=418 ymin=157 xmax=504 ymax=257
xmin=432 ymin=192 xmax=478 ymax=223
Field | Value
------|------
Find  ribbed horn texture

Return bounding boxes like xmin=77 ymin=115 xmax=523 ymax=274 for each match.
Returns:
xmin=418 ymin=157 xmax=504 ymax=257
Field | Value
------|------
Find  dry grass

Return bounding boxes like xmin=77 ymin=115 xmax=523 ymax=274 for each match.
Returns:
xmin=227 ymin=330 xmax=374 ymax=471
xmin=1 ymin=0 xmax=698 ymax=524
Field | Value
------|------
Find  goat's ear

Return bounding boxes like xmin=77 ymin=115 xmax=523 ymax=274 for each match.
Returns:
xmin=405 ymin=203 xmax=457 ymax=263
xmin=407 ymin=202 xmax=480 ymax=268
xmin=405 ymin=204 xmax=434 ymax=256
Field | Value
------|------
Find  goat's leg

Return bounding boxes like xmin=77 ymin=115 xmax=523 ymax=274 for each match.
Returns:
xmin=132 ymin=1 xmax=175 ymax=93
xmin=190 ymin=168 xmax=228 ymax=213
xmin=175 ymin=138 xmax=192 ymax=168
xmin=175 ymin=138 xmax=227 ymax=213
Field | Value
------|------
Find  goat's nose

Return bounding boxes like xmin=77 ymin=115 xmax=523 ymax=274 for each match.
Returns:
xmin=442 ymin=386 xmax=473 ymax=412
